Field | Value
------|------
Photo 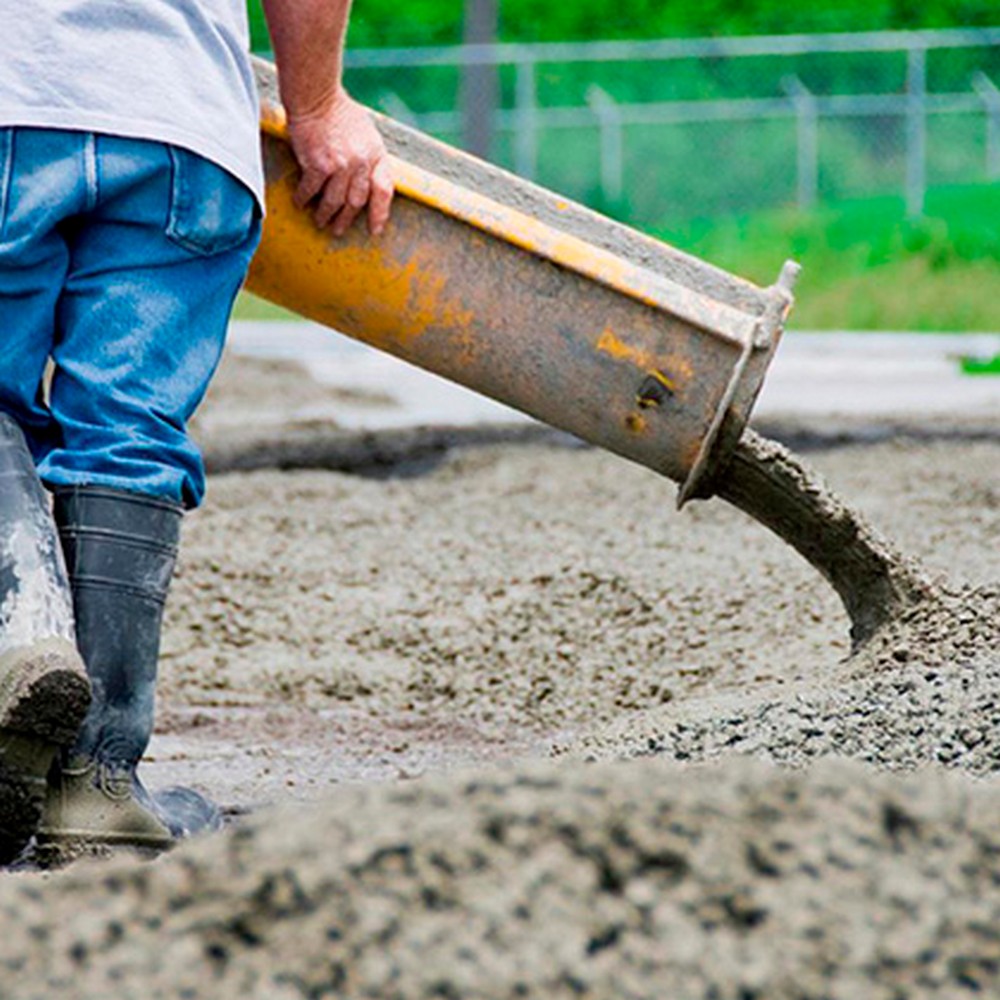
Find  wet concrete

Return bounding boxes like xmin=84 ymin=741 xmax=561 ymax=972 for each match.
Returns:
xmin=3 ymin=353 xmax=998 ymax=996
xmin=714 ymin=430 xmax=936 ymax=646
xmin=147 ymin=394 xmax=998 ymax=804
xmin=3 ymin=756 xmax=1000 ymax=1000
xmin=573 ymin=581 xmax=1000 ymax=775
xmin=199 ymin=355 xmax=946 ymax=650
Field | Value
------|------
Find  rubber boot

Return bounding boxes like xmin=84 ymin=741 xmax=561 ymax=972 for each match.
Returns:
xmin=0 ymin=414 xmax=91 ymax=864
xmin=38 ymin=486 xmax=221 ymax=856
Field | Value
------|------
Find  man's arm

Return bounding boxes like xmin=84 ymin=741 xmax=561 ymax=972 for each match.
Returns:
xmin=261 ymin=0 xmax=393 ymax=235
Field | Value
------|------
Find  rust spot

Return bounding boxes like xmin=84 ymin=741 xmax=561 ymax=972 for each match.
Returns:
xmin=625 ymin=413 xmax=646 ymax=433
xmin=596 ymin=327 xmax=636 ymax=363
xmin=596 ymin=328 xmax=662 ymax=372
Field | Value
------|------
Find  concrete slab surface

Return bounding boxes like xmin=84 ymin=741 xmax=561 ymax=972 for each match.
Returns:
xmin=228 ymin=321 xmax=1000 ymax=428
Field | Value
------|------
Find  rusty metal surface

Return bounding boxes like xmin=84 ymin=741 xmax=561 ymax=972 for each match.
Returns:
xmin=248 ymin=61 xmax=797 ymax=498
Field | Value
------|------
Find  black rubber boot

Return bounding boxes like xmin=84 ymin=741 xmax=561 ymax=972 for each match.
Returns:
xmin=0 ymin=414 xmax=91 ymax=864
xmin=38 ymin=486 xmax=221 ymax=856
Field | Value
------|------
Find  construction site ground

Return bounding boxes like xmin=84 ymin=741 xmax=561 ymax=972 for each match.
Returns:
xmin=2 ymin=330 xmax=998 ymax=999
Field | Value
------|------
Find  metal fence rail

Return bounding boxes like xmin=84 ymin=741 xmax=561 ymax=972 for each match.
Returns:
xmin=324 ymin=28 xmax=1000 ymax=223
xmin=342 ymin=27 xmax=1000 ymax=67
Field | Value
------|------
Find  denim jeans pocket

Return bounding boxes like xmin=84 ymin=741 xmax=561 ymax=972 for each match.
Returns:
xmin=0 ymin=128 xmax=13 ymax=240
xmin=165 ymin=146 xmax=256 ymax=257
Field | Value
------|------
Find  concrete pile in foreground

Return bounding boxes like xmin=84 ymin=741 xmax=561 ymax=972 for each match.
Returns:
xmin=1 ymin=753 xmax=999 ymax=1000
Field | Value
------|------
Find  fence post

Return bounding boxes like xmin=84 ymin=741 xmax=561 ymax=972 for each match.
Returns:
xmin=586 ymin=85 xmax=624 ymax=204
xmin=461 ymin=0 xmax=499 ymax=159
xmin=515 ymin=58 xmax=538 ymax=180
xmin=782 ymin=75 xmax=819 ymax=210
xmin=905 ymin=47 xmax=927 ymax=218
xmin=972 ymin=72 xmax=1000 ymax=180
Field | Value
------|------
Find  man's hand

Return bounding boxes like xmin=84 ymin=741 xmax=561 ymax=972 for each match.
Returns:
xmin=287 ymin=90 xmax=394 ymax=237
xmin=261 ymin=0 xmax=394 ymax=237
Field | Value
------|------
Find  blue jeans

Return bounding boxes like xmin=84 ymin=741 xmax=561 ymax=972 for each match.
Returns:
xmin=0 ymin=128 xmax=260 ymax=508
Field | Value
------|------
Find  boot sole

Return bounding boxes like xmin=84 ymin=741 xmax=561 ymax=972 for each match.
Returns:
xmin=0 ymin=640 xmax=91 ymax=864
xmin=37 ymin=785 xmax=222 ymax=858
xmin=38 ymin=772 xmax=176 ymax=860
xmin=37 ymin=809 xmax=176 ymax=866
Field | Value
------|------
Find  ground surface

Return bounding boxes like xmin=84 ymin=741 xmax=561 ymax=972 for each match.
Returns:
xmin=2 ymin=351 xmax=997 ymax=998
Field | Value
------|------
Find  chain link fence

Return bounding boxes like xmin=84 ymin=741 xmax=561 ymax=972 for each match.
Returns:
xmin=328 ymin=28 xmax=1000 ymax=227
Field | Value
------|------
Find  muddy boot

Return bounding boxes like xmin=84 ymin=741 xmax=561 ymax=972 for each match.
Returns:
xmin=38 ymin=487 xmax=221 ymax=856
xmin=0 ymin=415 xmax=91 ymax=864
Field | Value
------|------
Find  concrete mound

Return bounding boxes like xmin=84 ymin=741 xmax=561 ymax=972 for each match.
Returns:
xmin=4 ymin=365 xmax=996 ymax=999
xmin=576 ymin=584 xmax=1000 ymax=774
xmin=2 ymin=756 xmax=999 ymax=1000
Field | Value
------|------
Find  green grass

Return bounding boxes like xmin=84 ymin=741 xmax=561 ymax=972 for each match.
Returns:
xmin=652 ymin=183 xmax=1000 ymax=330
xmin=960 ymin=353 xmax=1000 ymax=374
xmin=232 ymin=292 xmax=299 ymax=321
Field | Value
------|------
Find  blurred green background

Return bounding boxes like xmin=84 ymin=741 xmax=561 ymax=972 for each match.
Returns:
xmin=239 ymin=2 xmax=1000 ymax=331
xmin=246 ymin=1 xmax=997 ymax=49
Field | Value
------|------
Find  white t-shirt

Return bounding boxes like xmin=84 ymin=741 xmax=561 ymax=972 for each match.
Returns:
xmin=0 ymin=0 xmax=262 ymax=203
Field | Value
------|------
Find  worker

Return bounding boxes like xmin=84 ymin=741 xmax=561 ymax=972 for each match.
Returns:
xmin=0 ymin=0 xmax=393 ymax=862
